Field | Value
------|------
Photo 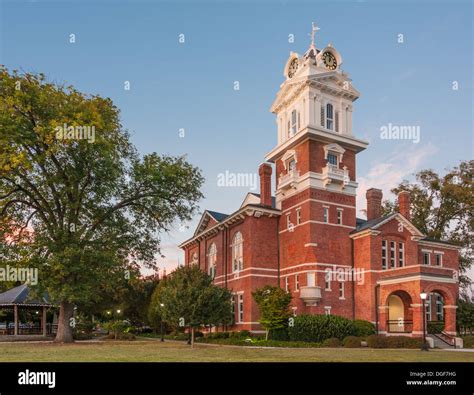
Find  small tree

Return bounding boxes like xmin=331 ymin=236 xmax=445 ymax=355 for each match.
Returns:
xmin=252 ymin=285 xmax=292 ymax=340
xmin=149 ymin=265 xmax=232 ymax=347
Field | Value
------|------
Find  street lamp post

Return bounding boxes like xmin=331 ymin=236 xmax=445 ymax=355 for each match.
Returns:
xmin=420 ymin=291 xmax=429 ymax=351
xmin=160 ymin=303 xmax=164 ymax=342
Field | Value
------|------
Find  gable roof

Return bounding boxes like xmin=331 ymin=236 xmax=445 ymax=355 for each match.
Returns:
xmin=194 ymin=210 xmax=229 ymax=236
xmin=244 ymin=193 xmax=277 ymax=209
xmin=350 ymin=213 xmax=424 ymax=238
xmin=0 ymin=284 xmax=51 ymax=306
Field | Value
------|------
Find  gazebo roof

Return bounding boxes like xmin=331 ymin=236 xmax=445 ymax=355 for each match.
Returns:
xmin=0 ymin=284 xmax=52 ymax=307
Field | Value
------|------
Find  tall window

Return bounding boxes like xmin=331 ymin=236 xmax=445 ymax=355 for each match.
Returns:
xmin=327 ymin=153 xmax=338 ymax=166
xmin=295 ymin=274 xmax=299 ymax=291
xmin=337 ymin=209 xmax=343 ymax=225
xmin=390 ymin=241 xmax=395 ymax=269
xmin=207 ymin=243 xmax=217 ymax=279
xmin=289 ymin=110 xmax=297 ymax=137
xmin=398 ymin=242 xmax=404 ymax=267
xmin=382 ymin=240 xmax=387 ymax=270
xmin=232 ymin=232 xmax=243 ymax=272
xmin=435 ymin=253 xmax=442 ymax=266
xmin=285 ymin=276 xmax=289 ymax=292
xmin=426 ymin=297 xmax=431 ymax=322
xmin=423 ymin=252 xmax=430 ymax=265
xmin=288 ymin=159 xmax=296 ymax=172
xmin=296 ymin=208 xmax=301 ymax=225
xmin=435 ymin=294 xmax=444 ymax=321
xmin=325 ymin=272 xmax=331 ymax=291
xmin=339 ymin=282 xmax=345 ymax=299
xmin=326 ymin=103 xmax=334 ymax=130
xmin=238 ymin=294 xmax=244 ymax=323
xmin=323 ymin=207 xmax=329 ymax=223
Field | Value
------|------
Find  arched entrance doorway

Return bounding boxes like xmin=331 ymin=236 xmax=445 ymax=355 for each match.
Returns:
xmin=387 ymin=291 xmax=413 ymax=334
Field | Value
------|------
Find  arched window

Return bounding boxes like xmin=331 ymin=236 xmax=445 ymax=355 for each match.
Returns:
xmin=232 ymin=232 xmax=243 ymax=272
xmin=326 ymin=103 xmax=334 ymax=130
xmin=207 ymin=243 xmax=217 ymax=279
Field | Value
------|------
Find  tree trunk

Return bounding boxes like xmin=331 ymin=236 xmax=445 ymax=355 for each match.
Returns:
xmin=266 ymin=330 xmax=269 ymax=341
xmin=54 ymin=301 xmax=75 ymax=343
xmin=191 ymin=327 xmax=195 ymax=349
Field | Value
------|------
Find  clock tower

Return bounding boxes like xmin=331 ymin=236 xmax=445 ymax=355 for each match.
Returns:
xmin=265 ymin=25 xmax=369 ymax=314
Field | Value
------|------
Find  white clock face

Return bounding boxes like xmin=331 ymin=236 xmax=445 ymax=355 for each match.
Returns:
xmin=288 ymin=58 xmax=299 ymax=78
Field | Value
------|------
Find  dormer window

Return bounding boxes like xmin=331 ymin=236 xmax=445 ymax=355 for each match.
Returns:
xmin=326 ymin=103 xmax=334 ymax=130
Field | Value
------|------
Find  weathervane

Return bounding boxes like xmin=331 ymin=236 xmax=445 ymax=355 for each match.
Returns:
xmin=309 ymin=22 xmax=320 ymax=47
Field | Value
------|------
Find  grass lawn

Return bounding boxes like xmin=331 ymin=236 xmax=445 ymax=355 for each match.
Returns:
xmin=0 ymin=340 xmax=473 ymax=362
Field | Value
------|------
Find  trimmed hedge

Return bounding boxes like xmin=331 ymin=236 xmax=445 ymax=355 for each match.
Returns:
xmin=462 ymin=336 xmax=474 ymax=348
xmin=322 ymin=337 xmax=341 ymax=347
xmin=288 ymin=314 xmax=355 ymax=342
xmin=353 ymin=320 xmax=376 ymax=337
xmin=367 ymin=335 xmax=422 ymax=349
xmin=343 ymin=336 xmax=362 ymax=348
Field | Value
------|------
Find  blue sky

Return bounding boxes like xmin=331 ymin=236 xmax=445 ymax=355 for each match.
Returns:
xmin=0 ymin=0 xmax=472 ymax=278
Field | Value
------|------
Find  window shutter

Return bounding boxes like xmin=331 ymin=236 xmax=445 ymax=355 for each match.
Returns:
xmin=335 ymin=111 xmax=339 ymax=132
xmin=320 ymin=106 xmax=325 ymax=127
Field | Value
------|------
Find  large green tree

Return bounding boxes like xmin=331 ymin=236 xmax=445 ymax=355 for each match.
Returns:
xmin=253 ymin=285 xmax=292 ymax=340
xmin=149 ymin=265 xmax=232 ymax=347
xmin=0 ymin=67 xmax=203 ymax=342
xmin=381 ymin=160 xmax=473 ymax=291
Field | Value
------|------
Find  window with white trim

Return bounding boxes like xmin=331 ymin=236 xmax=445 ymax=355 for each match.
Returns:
xmin=390 ymin=241 xmax=395 ymax=269
xmin=339 ymin=282 xmax=345 ymax=299
xmin=295 ymin=274 xmax=299 ymax=291
xmin=190 ymin=252 xmax=198 ymax=266
xmin=426 ymin=295 xmax=431 ymax=321
xmin=285 ymin=276 xmax=289 ymax=292
xmin=296 ymin=208 xmax=301 ymax=225
xmin=423 ymin=252 xmax=430 ymax=265
xmin=207 ymin=243 xmax=217 ymax=279
xmin=337 ymin=209 xmax=343 ymax=225
xmin=289 ymin=110 xmax=297 ymax=137
xmin=288 ymin=158 xmax=296 ymax=172
xmin=324 ymin=306 xmax=332 ymax=316
xmin=435 ymin=294 xmax=444 ymax=321
xmin=238 ymin=294 xmax=244 ymax=323
xmin=232 ymin=232 xmax=243 ymax=272
xmin=326 ymin=103 xmax=334 ymax=130
xmin=381 ymin=240 xmax=387 ymax=270
xmin=398 ymin=242 xmax=404 ymax=267
xmin=435 ymin=253 xmax=442 ymax=266
xmin=325 ymin=271 xmax=332 ymax=291
xmin=323 ymin=207 xmax=329 ymax=223
xmin=327 ymin=153 xmax=338 ymax=166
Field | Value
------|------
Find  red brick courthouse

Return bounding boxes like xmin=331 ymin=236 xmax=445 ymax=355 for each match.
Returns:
xmin=179 ymin=32 xmax=460 ymax=338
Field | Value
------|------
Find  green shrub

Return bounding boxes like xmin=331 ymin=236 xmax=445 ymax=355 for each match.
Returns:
xmin=229 ymin=330 xmax=251 ymax=339
xmin=106 ymin=332 xmax=135 ymax=340
xmin=269 ymin=327 xmax=289 ymax=341
xmin=288 ymin=314 xmax=355 ymax=342
xmin=194 ymin=331 xmax=204 ymax=338
xmin=462 ymin=336 xmax=474 ymax=348
xmin=353 ymin=320 xmax=376 ymax=337
xmin=343 ymin=336 xmax=362 ymax=348
xmin=322 ymin=337 xmax=342 ymax=347
xmin=427 ymin=321 xmax=444 ymax=334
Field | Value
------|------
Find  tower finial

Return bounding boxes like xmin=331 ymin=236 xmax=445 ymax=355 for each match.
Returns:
xmin=309 ymin=22 xmax=320 ymax=47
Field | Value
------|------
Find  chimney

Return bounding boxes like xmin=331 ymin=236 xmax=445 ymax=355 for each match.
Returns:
xmin=366 ymin=188 xmax=383 ymax=221
xmin=259 ymin=163 xmax=272 ymax=207
xmin=398 ymin=191 xmax=410 ymax=220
